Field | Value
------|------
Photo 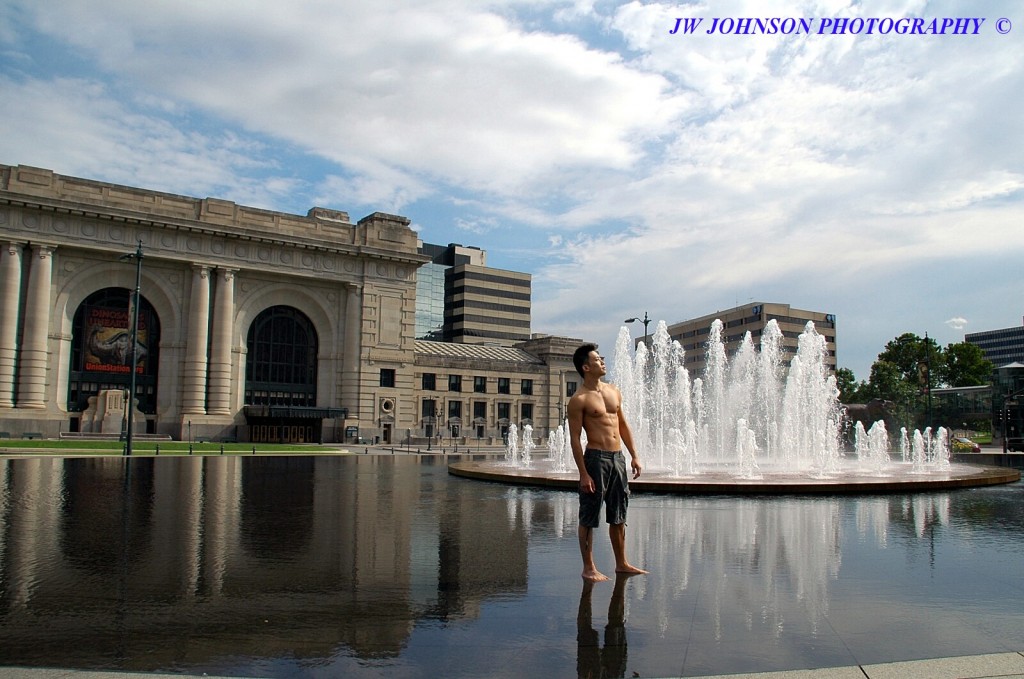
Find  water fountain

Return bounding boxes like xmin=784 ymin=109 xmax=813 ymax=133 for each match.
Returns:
xmin=451 ymin=320 xmax=1019 ymax=493
xmin=609 ymin=319 xmax=845 ymax=477
xmin=504 ymin=423 xmax=538 ymax=467
xmin=504 ymin=423 xmax=519 ymax=465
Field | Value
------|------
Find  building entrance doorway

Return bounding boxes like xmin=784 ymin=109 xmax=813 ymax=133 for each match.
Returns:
xmin=67 ymin=288 xmax=161 ymax=428
xmin=245 ymin=418 xmax=318 ymax=444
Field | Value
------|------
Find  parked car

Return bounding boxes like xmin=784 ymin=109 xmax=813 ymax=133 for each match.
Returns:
xmin=952 ymin=437 xmax=981 ymax=453
xmin=1008 ymin=437 xmax=1024 ymax=453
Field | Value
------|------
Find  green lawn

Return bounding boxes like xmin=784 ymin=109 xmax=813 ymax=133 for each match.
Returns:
xmin=0 ymin=440 xmax=351 ymax=456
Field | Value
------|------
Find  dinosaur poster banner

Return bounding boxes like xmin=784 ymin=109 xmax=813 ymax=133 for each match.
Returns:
xmin=84 ymin=307 xmax=148 ymax=374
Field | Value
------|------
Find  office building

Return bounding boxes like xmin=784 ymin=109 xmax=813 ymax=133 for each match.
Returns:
xmin=966 ymin=320 xmax=1024 ymax=368
xmin=667 ymin=302 xmax=837 ymax=375
xmin=444 ymin=263 xmax=531 ymax=345
xmin=415 ymin=242 xmax=485 ymax=342
xmin=416 ymin=242 xmax=531 ymax=346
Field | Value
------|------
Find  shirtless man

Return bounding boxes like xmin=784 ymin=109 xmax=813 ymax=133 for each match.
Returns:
xmin=568 ymin=343 xmax=647 ymax=582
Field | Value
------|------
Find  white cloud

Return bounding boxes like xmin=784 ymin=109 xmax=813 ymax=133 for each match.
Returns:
xmin=455 ymin=216 xmax=501 ymax=235
xmin=0 ymin=75 xmax=300 ymax=207
xmin=1 ymin=0 xmax=1022 ymax=381
xmin=945 ymin=317 xmax=968 ymax=330
xmin=7 ymin=0 xmax=685 ymax=202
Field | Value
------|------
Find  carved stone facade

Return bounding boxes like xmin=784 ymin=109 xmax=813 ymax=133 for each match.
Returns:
xmin=0 ymin=165 xmax=581 ymax=444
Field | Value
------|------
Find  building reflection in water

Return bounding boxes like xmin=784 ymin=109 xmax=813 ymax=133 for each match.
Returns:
xmin=0 ymin=455 xmax=1013 ymax=676
xmin=0 ymin=455 xmax=528 ymax=667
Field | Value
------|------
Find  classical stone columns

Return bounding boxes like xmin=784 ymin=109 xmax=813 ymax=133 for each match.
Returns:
xmin=181 ymin=265 xmax=211 ymax=415
xmin=181 ymin=266 xmax=235 ymax=417
xmin=207 ymin=268 xmax=235 ymax=416
xmin=16 ymin=244 xmax=54 ymax=409
xmin=340 ymin=283 xmax=362 ymax=417
xmin=0 ymin=242 xmax=23 ymax=407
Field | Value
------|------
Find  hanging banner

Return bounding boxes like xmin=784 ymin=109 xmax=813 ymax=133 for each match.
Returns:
xmin=84 ymin=307 xmax=148 ymax=373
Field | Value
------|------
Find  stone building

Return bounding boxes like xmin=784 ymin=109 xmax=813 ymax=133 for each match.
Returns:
xmin=0 ymin=164 xmax=580 ymax=444
xmin=411 ymin=334 xmax=579 ymax=446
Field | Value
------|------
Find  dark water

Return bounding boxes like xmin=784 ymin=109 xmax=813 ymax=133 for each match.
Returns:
xmin=0 ymin=455 xmax=1021 ymax=678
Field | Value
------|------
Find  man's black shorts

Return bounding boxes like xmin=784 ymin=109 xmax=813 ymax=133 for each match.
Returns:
xmin=579 ymin=449 xmax=629 ymax=528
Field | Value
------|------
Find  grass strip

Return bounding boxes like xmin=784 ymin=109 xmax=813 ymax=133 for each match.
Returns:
xmin=0 ymin=440 xmax=351 ymax=456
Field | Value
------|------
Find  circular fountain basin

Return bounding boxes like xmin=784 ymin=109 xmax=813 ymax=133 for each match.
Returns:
xmin=448 ymin=459 xmax=1020 ymax=494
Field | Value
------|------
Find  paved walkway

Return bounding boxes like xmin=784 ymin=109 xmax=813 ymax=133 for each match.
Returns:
xmin=3 ymin=651 xmax=1024 ymax=679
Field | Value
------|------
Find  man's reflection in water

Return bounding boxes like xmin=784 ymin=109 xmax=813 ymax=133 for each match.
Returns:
xmin=577 ymin=573 xmax=633 ymax=678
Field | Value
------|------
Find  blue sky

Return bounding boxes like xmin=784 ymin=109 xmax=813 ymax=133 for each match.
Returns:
xmin=2 ymin=0 xmax=1022 ymax=381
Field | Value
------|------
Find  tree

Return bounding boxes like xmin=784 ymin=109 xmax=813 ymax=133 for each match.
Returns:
xmin=836 ymin=367 xmax=870 ymax=403
xmin=867 ymin=359 xmax=917 ymax=404
xmin=862 ymin=333 xmax=946 ymax=429
xmin=860 ymin=333 xmax=996 ymax=430
xmin=938 ymin=341 xmax=993 ymax=387
xmin=875 ymin=333 xmax=944 ymax=390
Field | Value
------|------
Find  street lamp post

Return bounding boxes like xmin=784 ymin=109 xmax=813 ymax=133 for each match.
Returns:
xmin=119 ymin=240 xmax=144 ymax=457
xmin=1004 ymin=402 xmax=1010 ymax=454
xmin=624 ymin=312 xmax=651 ymax=346
xmin=923 ymin=332 xmax=933 ymax=429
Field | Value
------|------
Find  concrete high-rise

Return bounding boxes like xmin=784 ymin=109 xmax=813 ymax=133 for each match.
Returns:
xmin=666 ymin=302 xmax=837 ymax=375
xmin=415 ymin=242 xmax=531 ymax=346
xmin=966 ymin=320 xmax=1024 ymax=367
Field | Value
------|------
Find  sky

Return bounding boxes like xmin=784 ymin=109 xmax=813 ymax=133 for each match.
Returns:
xmin=1 ymin=0 xmax=1022 ymax=381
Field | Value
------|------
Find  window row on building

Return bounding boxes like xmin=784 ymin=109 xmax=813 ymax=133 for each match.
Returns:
xmin=966 ymin=322 xmax=1024 ymax=367
xmin=412 ymin=372 xmax=535 ymax=395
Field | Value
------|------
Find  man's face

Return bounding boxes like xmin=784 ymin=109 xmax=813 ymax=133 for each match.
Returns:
xmin=586 ymin=351 xmax=606 ymax=377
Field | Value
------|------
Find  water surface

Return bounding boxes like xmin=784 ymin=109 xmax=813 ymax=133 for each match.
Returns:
xmin=0 ymin=455 xmax=1021 ymax=677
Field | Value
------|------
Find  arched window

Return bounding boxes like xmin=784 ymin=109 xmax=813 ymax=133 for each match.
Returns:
xmin=245 ymin=306 xmax=317 ymax=407
xmin=68 ymin=288 xmax=160 ymax=414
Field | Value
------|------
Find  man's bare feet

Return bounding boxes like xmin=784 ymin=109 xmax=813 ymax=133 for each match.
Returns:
xmin=615 ymin=563 xmax=648 ymax=575
xmin=582 ymin=568 xmax=611 ymax=582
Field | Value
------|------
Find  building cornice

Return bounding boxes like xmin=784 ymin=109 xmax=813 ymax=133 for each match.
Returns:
xmin=0 ymin=164 xmax=431 ymax=271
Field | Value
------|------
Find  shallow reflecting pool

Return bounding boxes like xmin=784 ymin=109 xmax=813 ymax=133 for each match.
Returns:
xmin=0 ymin=455 xmax=1021 ymax=678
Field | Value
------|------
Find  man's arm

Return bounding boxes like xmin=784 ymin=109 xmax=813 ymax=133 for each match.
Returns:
xmin=568 ymin=395 xmax=595 ymax=493
xmin=615 ymin=388 xmax=642 ymax=479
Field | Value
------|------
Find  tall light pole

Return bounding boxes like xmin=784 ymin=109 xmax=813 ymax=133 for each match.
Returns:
xmin=923 ymin=332 xmax=933 ymax=429
xmin=119 ymin=240 xmax=144 ymax=457
xmin=624 ymin=312 xmax=651 ymax=346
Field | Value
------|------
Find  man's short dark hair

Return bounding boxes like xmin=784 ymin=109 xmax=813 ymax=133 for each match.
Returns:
xmin=573 ymin=343 xmax=598 ymax=378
